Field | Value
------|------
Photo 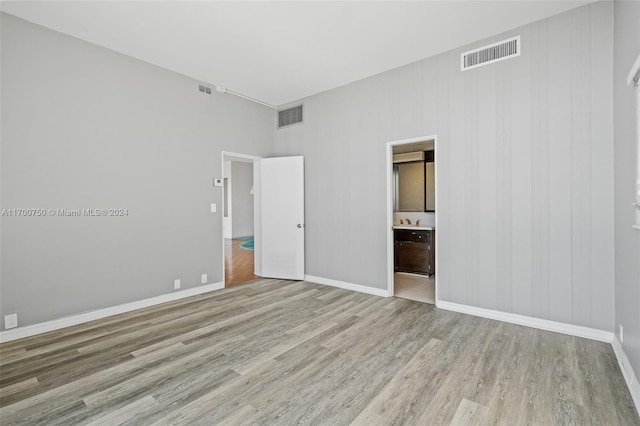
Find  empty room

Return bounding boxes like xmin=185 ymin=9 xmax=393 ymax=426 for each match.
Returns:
xmin=1 ymin=0 xmax=639 ymax=425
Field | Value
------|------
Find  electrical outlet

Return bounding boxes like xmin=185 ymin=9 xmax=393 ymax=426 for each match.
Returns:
xmin=4 ymin=313 xmax=18 ymax=329
xmin=620 ymin=324 xmax=624 ymax=343
xmin=201 ymin=274 xmax=208 ymax=284
xmin=174 ymin=279 xmax=181 ymax=290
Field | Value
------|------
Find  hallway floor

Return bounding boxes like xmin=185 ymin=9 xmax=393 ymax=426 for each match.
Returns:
xmin=224 ymin=238 xmax=257 ymax=287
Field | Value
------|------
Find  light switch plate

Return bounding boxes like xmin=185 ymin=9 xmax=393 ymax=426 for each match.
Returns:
xmin=211 ymin=203 xmax=217 ymax=213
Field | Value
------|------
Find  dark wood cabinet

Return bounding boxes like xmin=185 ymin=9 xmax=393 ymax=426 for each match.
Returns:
xmin=394 ymin=229 xmax=435 ymax=276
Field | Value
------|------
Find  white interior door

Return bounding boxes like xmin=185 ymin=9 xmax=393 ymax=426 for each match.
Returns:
xmin=257 ymin=156 xmax=305 ymax=280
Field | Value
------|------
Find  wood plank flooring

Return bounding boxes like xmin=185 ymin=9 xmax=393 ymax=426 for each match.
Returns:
xmin=224 ymin=238 xmax=257 ymax=287
xmin=0 ymin=279 xmax=638 ymax=425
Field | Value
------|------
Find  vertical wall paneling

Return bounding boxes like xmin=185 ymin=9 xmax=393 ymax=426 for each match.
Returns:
xmin=510 ymin=25 xmax=534 ymax=317
xmin=276 ymin=3 xmax=615 ymax=331
xmin=570 ymin=5 xmax=593 ymax=329
xmin=590 ymin=1 xmax=614 ymax=332
xmin=464 ymin=66 xmax=480 ymax=305
xmin=477 ymin=64 xmax=498 ymax=309
xmin=546 ymin=10 xmax=575 ymax=325
xmin=496 ymin=48 xmax=515 ymax=313
xmin=529 ymin=21 xmax=550 ymax=320
xmin=435 ymin=56 xmax=452 ymax=302
xmin=445 ymin=52 xmax=468 ymax=304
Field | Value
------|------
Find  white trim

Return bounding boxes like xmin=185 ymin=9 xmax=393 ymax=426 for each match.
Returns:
xmin=223 ymin=160 xmax=233 ymax=239
xmin=434 ymin=138 xmax=439 ymax=304
xmin=304 ymin=275 xmax=389 ymax=298
xmin=385 ymin=135 xmax=438 ymax=301
xmin=0 ymin=282 xmax=224 ymax=343
xmin=635 ymin=74 xmax=640 ymax=230
xmin=221 ymin=151 xmax=262 ymax=280
xmin=627 ymin=52 xmax=640 ymax=86
xmin=221 ymin=151 xmax=261 ymax=163
xmin=612 ymin=336 xmax=640 ymax=413
xmin=436 ymin=300 xmax=614 ymax=343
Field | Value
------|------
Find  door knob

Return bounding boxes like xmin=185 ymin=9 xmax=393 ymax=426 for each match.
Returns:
xmin=297 ymin=224 xmax=304 ymax=228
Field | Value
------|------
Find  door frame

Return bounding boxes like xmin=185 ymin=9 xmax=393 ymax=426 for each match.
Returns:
xmin=221 ymin=151 xmax=262 ymax=284
xmin=385 ymin=135 xmax=439 ymax=302
xmin=222 ymin=159 xmax=232 ymax=239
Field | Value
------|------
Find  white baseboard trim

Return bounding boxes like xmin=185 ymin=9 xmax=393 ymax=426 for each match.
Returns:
xmin=304 ymin=275 xmax=389 ymax=298
xmin=612 ymin=336 xmax=640 ymax=413
xmin=436 ymin=300 xmax=614 ymax=343
xmin=0 ymin=282 xmax=224 ymax=343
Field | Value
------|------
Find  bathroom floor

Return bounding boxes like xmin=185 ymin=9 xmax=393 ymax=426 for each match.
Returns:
xmin=394 ymin=272 xmax=435 ymax=304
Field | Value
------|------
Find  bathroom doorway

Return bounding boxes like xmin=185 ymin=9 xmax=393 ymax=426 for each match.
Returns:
xmin=223 ymin=153 xmax=258 ymax=287
xmin=386 ymin=136 xmax=438 ymax=304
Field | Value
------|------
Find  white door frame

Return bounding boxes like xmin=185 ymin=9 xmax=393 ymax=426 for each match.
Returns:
xmin=221 ymin=151 xmax=262 ymax=284
xmin=386 ymin=135 xmax=439 ymax=302
xmin=222 ymin=160 xmax=233 ymax=239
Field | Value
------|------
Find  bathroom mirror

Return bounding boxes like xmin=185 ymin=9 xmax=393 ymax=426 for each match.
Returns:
xmin=395 ymin=162 xmax=425 ymax=212
xmin=393 ymin=151 xmax=435 ymax=212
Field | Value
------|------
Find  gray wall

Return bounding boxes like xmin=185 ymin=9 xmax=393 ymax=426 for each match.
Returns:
xmin=613 ymin=0 xmax=640 ymax=382
xmin=0 ymin=13 xmax=275 ymax=329
xmin=231 ymin=162 xmax=254 ymax=238
xmin=276 ymin=2 xmax=615 ymax=331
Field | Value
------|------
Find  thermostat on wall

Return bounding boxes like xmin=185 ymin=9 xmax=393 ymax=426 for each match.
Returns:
xmin=214 ymin=178 xmax=223 ymax=187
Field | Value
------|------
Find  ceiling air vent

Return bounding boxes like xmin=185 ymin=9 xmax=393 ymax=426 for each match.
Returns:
xmin=278 ymin=105 xmax=303 ymax=128
xmin=461 ymin=36 xmax=520 ymax=71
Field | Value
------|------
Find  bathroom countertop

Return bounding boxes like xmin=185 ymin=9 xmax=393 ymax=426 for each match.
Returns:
xmin=393 ymin=225 xmax=435 ymax=231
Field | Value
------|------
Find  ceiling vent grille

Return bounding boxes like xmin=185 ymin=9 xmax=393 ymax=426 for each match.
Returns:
xmin=278 ymin=105 xmax=303 ymax=128
xmin=461 ymin=36 xmax=520 ymax=71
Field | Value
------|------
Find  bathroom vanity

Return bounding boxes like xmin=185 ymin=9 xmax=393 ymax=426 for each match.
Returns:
xmin=393 ymin=227 xmax=435 ymax=276
xmin=391 ymin=144 xmax=436 ymax=278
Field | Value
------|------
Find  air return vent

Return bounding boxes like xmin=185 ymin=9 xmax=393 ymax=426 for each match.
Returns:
xmin=278 ymin=105 xmax=303 ymax=128
xmin=198 ymin=84 xmax=212 ymax=95
xmin=461 ymin=36 xmax=520 ymax=71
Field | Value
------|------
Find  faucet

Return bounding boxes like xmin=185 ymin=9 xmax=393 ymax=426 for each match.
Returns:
xmin=416 ymin=219 xmax=421 ymax=226
xmin=405 ymin=218 xmax=412 ymax=225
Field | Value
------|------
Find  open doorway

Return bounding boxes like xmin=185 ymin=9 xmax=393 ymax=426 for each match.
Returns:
xmin=222 ymin=153 xmax=259 ymax=287
xmin=386 ymin=136 xmax=438 ymax=304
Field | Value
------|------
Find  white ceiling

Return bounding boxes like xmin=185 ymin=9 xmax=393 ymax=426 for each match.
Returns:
xmin=1 ymin=1 xmax=593 ymax=106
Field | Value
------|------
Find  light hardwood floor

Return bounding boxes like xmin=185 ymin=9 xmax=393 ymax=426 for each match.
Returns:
xmin=224 ymin=238 xmax=257 ymax=287
xmin=0 ymin=279 xmax=638 ymax=425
